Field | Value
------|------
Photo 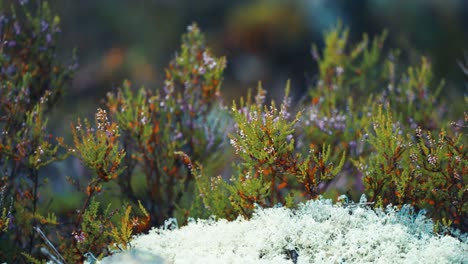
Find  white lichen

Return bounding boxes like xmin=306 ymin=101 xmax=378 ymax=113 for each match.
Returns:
xmin=96 ymin=198 xmax=467 ymax=264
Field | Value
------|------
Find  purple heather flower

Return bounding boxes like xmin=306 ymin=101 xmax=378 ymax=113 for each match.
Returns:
xmin=3 ymin=65 xmax=16 ymax=76
xmin=73 ymin=231 xmax=86 ymax=243
xmin=204 ymin=126 xmax=215 ymax=150
xmin=336 ymin=66 xmax=344 ymax=76
xmin=105 ymin=130 xmax=114 ymax=138
xmin=68 ymin=61 xmax=79 ymax=71
xmin=7 ymin=214 xmax=15 ymax=230
xmin=311 ymin=48 xmax=319 ymax=61
xmin=198 ymin=66 xmax=206 ymax=74
xmin=174 ymin=132 xmax=183 ymax=140
xmin=349 ymin=140 xmax=357 ymax=152
xmin=415 ymin=127 xmax=422 ymax=138
xmin=427 ymin=154 xmax=438 ymax=166
xmin=40 ymin=20 xmax=48 ymax=32
xmin=6 ymin=40 xmax=16 ymax=47
xmin=203 ymin=51 xmax=216 ymax=70
xmin=14 ymin=22 xmax=20 ymax=35
xmin=53 ymin=25 xmax=61 ymax=33
xmin=45 ymin=33 xmax=52 ymax=45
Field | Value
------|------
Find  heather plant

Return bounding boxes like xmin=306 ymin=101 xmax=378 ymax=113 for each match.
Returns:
xmin=59 ymin=198 xmax=149 ymax=262
xmin=180 ymin=83 xmax=345 ymax=220
xmin=409 ymin=125 xmax=467 ymax=232
xmin=68 ymin=108 xmax=125 ymax=195
xmin=308 ymin=22 xmax=442 ymax=127
xmin=297 ymin=23 xmax=389 ymax=199
xmin=293 ymin=22 xmax=467 ymax=234
xmin=50 ymin=109 xmax=149 ymax=263
xmin=298 ymin=23 xmax=445 ymax=200
xmin=0 ymin=0 xmax=74 ymax=261
xmin=0 ymin=2 xmax=466 ymax=262
xmin=183 ymin=153 xmax=234 ymax=220
xmin=106 ymin=23 xmax=229 ymax=226
xmin=19 ymin=109 xmax=148 ymax=263
xmin=225 ymin=84 xmax=345 ymax=217
xmin=357 ymin=106 xmax=467 ymax=232
xmin=356 ymin=106 xmax=409 ymax=206
xmin=0 ymin=0 xmax=75 ymax=112
xmin=0 ymin=1 xmax=146 ymax=262
xmin=309 ymin=21 xmax=388 ymax=111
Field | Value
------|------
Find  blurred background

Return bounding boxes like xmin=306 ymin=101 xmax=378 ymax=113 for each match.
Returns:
xmin=46 ymin=0 xmax=468 ymax=127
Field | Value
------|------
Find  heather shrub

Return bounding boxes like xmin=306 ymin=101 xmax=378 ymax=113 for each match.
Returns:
xmin=357 ymin=106 xmax=467 ymax=232
xmin=0 ymin=1 xmax=466 ymax=263
xmin=0 ymin=0 xmax=74 ymax=261
xmin=0 ymin=1 xmax=145 ymax=262
xmin=293 ymin=22 xmax=466 ymax=232
xmin=105 ymin=23 xmax=229 ymax=226
xmin=226 ymin=83 xmax=344 ymax=217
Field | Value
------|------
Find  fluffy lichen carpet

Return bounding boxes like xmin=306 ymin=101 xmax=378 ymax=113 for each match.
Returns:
xmin=96 ymin=197 xmax=467 ymax=264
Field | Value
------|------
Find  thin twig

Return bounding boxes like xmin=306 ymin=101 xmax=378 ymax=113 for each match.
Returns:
xmin=34 ymin=226 xmax=66 ymax=264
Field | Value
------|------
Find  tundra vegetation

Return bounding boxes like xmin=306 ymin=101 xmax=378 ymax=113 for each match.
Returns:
xmin=0 ymin=1 xmax=466 ymax=263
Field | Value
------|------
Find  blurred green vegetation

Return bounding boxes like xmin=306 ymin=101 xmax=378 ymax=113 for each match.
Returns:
xmin=46 ymin=0 xmax=467 ymax=113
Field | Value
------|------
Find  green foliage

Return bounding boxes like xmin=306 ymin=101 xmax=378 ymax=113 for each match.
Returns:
xmin=174 ymin=152 xmax=234 ymax=220
xmin=388 ymin=56 xmax=444 ymax=129
xmin=357 ymin=106 xmax=410 ymax=205
xmin=227 ymin=171 xmax=271 ymax=218
xmin=69 ymin=108 xmax=125 ymax=184
xmin=165 ymin=23 xmax=226 ymax=111
xmin=108 ymin=205 xmax=133 ymax=251
xmin=105 ymin=23 xmax=228 ymax=226
xmin=408 ymin=128 xmax=467 ymax=231
xmin=0 ymin=4 xmax=466 ymax=262
xmin=0 ymin=181 xmax=11 ymax=234
xmin=66 ymin=199 xmax=112 ymax=261
xmin=229 ymin=84 xmax=298 ymax=211
xmin=224 ymin=83 xmax=344 ymax=217
xmin=20 ymin=252 xmax=46 ymax=264
xmin=357 ymin=105 xmax=467 ymax=233
xmin=0 ymin=0 xmax=75 ymax=113
xmin=299 ymin=23 xmax=445 ymax=201
xmin=305 ymin=21 xmax=466 ymax=232
xmin=56 ymin=110 xmax=134 ymax=262
xmin=0 ymin=0 xmax=74 ymax=261
xmin=310 ymin=20 xmax=388 ymax=112
xmin=298 ymin=143 xmax=346 ymax=196
xmin=61 ymin=199 xmax=149 ymax=263
xmin=297 ymin=22 xmax=390 ymax=201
